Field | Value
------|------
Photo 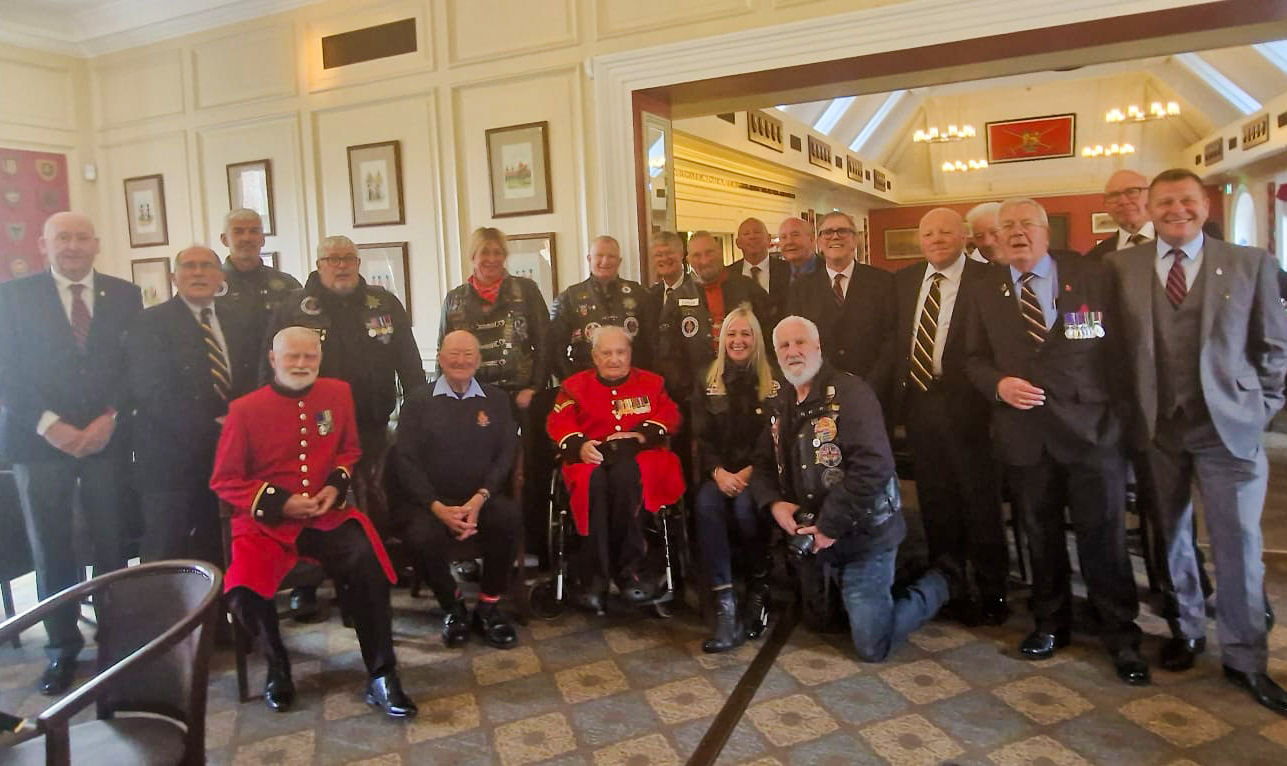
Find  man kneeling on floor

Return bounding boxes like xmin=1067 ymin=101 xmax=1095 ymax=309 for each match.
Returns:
xmin=394 ymin=330 xmax=521 ymax=649
xmin=547 ymin=324 xmax=685 ymax=613
xmin=752 ymin=316 xmax=961 ymax=661
xmin=211 ymin=326 xmax=417 ymax=717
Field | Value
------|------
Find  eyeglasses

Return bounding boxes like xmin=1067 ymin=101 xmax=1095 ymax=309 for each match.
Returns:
xmin=818 ymin=227 xmax=856 ymax=238
xmin=997 ymin=220 xmax=1048 ymax=232
xmin=1104 ymin=187 xmax=1147 ymax=204
xmin=318 ymin=255 xmax=359 ymax=267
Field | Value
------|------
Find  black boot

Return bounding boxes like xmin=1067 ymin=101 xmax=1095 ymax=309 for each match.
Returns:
xmin=264 ymin=651 xmax=295 ymax=712
xmin=289 ymin=586 xmax=325 ymax=623
xmin=366 ymin=672 xmax=418 ymax=718
xmin=743 ymin=573 xmax=771 ymax=640
xmin=702 ymin=588 xmax=745 ymax=654
xmin=442 ymin=600 xmax=470 ymax=648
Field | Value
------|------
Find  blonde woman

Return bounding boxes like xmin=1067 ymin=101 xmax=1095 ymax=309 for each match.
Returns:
xmin=690 ymin=305 xmax=775 ymax=652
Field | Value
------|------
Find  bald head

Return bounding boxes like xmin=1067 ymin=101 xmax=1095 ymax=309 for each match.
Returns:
xmin=918 ymin=208 xmax=967 ymax=268
xmin=1104 ymin=169 xmax=1150 ymax=234
xmin=39 ymin=212 xmax=99 ymax=281
xmin=777 ymin=217 xmax=815 ymax=267
xmin=270 ymin=327 xmax=322 ymax=390
xmin=438 ymin=330 xmax=481 ymax=390
xmin=735 ymin=218 xmax=770 ymax=264
xmin=173 ymin=245 xmax=224 ymax=305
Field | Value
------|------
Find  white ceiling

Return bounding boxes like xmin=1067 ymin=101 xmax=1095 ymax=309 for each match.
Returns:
xmin=0 ymin=0 xmax=326 ymax=55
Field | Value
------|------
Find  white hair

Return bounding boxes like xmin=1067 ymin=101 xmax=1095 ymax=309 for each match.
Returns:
xmin=772 ymin=315 xmax=820 ymax=348
xmin=316 ymin=235 xmax=357 ymax=259
xmin=965 ymin=202 xmax=1000 ymax=228
xmin=272 ymin=326 xmax=322 ymax=353
xmin=998 ymin=198 xmax=1049 ymax=227
xmin=223 ymin=208 xmax=263 ymax=230
xmin=590 ymin=324 xmax=632 ymax=351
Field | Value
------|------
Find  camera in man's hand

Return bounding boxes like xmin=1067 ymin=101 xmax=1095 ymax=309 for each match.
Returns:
xmin=787 ymin=510 xmax=817 ymax=559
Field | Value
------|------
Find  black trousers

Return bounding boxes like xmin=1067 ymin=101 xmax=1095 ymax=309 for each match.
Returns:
xmin=522 ymin=388 xmax=559 ymax=561
xmin=1006 ymin=448 xmax=1141 ymax=652
xmin=576 ymin=457 xmax=648 ymax=585
xmin=904 ymin=388 xmax=1008 ymax=601
xmin=227 ymin=520 xmax=396 ymax=678
xmin=14 ymin=455 xmax=127 ymax=661
xmin=140 ymin=485 xmax=221 ymax=567
xmin=403 ymin=495 xmax=522 ymax=605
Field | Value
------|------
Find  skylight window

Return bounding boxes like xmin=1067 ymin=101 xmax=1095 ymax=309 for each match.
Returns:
xmin=813 ymin=96 xmax=856 ymax=135
xmin=1175 ymin=52 xmax=1261 ymax=114
xmin=849 ymin=90 xmax=907 ymax=151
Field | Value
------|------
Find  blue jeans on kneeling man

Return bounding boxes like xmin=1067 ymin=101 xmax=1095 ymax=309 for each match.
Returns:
xmin=839 ymin=547 xmax=948 ymax=662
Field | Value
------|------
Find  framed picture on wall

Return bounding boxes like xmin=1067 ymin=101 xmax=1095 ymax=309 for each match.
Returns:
xmin=260 ymin=251 xmax=280 ymax=270
xmin=507 ymin=232 xmax=558 ymax=305
xmin=485 ymin=121 xmax=552 ymax=218
xmin=347 ymin=141 xmax=405 ymax=227
xmin=123 ymin=174 xmax=168 ymax=248
xmin=1091 ymin=212 xmax=1117 ymax=234
xmin=358 ymin=241 xmax=411 ymax=321
xmin=227 ymin=159 xmax=276 ymax=235
xmin=131 ymin=257 xmax=172 ymax=308
xmin=883 ymin=227 xmax=923 ymax=261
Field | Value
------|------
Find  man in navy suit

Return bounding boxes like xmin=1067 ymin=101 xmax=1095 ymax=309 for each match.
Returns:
xmin=127 ymin=245 xmax=259 ymax=565
xmin=727 ymin=217 xmax=791 ymax=328
xmin=0 ymin=212 xmax=142 ymax=694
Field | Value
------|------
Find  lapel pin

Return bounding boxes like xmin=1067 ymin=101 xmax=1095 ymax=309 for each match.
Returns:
xmin=1064 ymin=284 xmax=1072 ymax=292
xmin=98 ymin=290 xmax=105 ymax=296
xmin=1215 ymin=267 xmax=1223 ymax=276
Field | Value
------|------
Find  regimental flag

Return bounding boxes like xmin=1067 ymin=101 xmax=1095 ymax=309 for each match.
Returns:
xmin=986 ymin=114 xmax=1076 ymax=164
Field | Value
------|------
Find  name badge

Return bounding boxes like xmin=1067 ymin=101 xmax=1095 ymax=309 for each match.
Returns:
xmin=678 ymin=298 xmax=700 ymax=307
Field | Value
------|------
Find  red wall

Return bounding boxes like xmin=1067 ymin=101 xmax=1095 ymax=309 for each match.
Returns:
xmin=866 ymin=188 xmax=1224 ymax=272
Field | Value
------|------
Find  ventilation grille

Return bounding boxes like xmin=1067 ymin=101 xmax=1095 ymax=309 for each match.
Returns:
xmin=322 ymin=18 xmax=417 ymax=69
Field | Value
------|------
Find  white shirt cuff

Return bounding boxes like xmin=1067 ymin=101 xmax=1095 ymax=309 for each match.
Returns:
xmin=36 ymin=411 xmax=60 ymax=436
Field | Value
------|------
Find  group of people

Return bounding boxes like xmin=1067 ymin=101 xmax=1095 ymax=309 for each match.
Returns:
xmin=1 ymin=162 xmax=1285 ymax=723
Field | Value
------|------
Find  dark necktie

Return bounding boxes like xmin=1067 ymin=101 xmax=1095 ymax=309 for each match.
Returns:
xmin=1019 ymin=272 xmax=1047 ymax=345
xmin=69 ymin=283 xmax=90 ymax=350
xmin=832 ymin=273 xmax=846 ymax=306
xmin=909 ymin=273 xmax=943 ymax=391
xmin=751 ymin=265 xmax=762 ymax=283
xmin=1165 ymin=249 xmax=1188 ymax=307
xmin=1128 ymin=233 xmax=1149 ymax=247
xmin=200 ymin=308 xmax=231 ymax=401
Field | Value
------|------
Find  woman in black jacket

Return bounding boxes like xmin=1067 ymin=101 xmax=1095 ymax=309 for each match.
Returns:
xmin=690 ymin=304 xmax=775 ymax=652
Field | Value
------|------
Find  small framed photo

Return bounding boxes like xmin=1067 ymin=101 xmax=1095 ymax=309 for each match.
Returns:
xmin=507 ymin=232 xmax=558 ymax=305
xmin=123 ymin=174 xmax=169 ymax=248
xmin=131 ymin=257 xmax=172 ymax=308
xmin=883 ymin=227 xmax=923 ymax=261
xmin=1091 ymin=212 xmax=1118 ymax=234
xmin=347 ymin=141 xmax=405 ymax=227
xmin=485 ymin=121 xmax=552 ymax=218
xmin=260 ymin=251 xmax=280 ymax=270
xmin=227 ymin=159 xmax=276 ymax=235
xmin=358 ymin=241 xmax=411 ymax=321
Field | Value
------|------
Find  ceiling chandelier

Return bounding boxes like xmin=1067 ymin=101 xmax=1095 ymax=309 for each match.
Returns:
xmin=914 ymin=124 xmax=975 ymax=143
xmin=941 ymin=159 xmax=988 ymax=172
xmin=1080 ymin=143 xmax=1135 ymax=158
xmin=1105 ymin=102 xmax=1180 ymax=123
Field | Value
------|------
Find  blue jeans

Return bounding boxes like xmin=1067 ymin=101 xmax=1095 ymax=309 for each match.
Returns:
xmin=839 ymin=547 xmax=948 ymax=662
xmin=694 ymin=480 xmax=767 ymax=587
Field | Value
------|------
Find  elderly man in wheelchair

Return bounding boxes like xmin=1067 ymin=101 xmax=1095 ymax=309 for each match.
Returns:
xmin=546 ymin=324 xmax=685 ymax=613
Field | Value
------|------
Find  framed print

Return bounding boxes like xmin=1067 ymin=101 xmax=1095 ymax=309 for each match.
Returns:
xmin=986 ymin=113 xmax=1076 ymax=164
xmin=131 ymin=257 xmax=172 ymax=308
xmin=226 ymin=159 xmax=276 ymax=235
xmin=1091 ymin=212 xmax=1117 ymax=234
xmin=883 ymin=227 xmax=922 ymax=261
xmin=260 ymin=251 xmax=280 ymax=270
xmin=358 ymin=241 xmax=411 ymax=321
xmin=123 ymin=174 xmax=168 ymax=248
xmin=347 ymin=141 xmax=405 ymax=227
xmin=507 ymin=232 xmax=558 ymax=305
xmin=485 ymin=121 xmax=552 ymax=218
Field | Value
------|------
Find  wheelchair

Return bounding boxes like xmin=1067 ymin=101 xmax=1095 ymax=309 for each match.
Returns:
xmin=528 ymin=469 xmax=691 ymax=620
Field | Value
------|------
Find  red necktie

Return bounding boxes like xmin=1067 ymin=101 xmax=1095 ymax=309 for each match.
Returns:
xmin=1165 ymin=249 xmax=1188 ymax=307
xmin=832 ymin=273 xmax=846 ymax=306
xmin=69 ymin=283 xmax=90 ymax=350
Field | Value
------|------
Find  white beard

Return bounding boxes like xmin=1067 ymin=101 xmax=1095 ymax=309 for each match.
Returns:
xmin=781 ymin=352 xmax=822 ymax=388
xmin=278 ymin=370 xmax=318 ymax=391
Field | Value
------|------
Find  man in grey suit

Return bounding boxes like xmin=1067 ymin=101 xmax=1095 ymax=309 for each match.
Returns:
xmin=1107 ymin=168 xmax=1287 ymax=715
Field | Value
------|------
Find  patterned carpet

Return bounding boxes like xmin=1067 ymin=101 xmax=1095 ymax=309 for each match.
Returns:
xmin=6 ymin=502 xmax=1287 ymax=764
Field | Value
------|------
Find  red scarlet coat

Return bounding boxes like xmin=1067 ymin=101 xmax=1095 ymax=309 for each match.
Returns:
xmin=210 ymin=378 xmax=395 ymax=597
xmin=546 ymin=368 xmax=684 ymax=535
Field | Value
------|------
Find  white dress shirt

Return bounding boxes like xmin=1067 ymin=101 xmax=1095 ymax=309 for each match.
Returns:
xmin=1155 ymin=233 xmax=1204 ymax=291
xmin=966 ymin=248 xmax=988 ymax=264
xmin=38 ymin=268 xmax=99 ymax=435
xmin=825 ymin=259 xmax=856 ymax=299
xmin=182 ymin=297 xmax=230 ymax=362
xmin=739 ymin=256 xmax=771 ymax=292
xmin=910 ymin=253 xmax=966 ymax=376
xmin=1115 ymin=221 xmax=1156 ymax=250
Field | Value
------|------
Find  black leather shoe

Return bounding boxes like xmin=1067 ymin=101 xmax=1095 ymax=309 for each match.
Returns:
xmin=38 ymin=659 xmax=77 ymax=696
xmin=366 ymin=673 xmax=418 ymax=718
xmin=615 ymin=572 xmax=659 ymax=604
xmin=1019 ymin=629 xmax=1071 ymax=660
xmin=289 ymin=586 xmax=325 ymax=623
xmin=442 ymin=601 xmax=470 ymax=648
xmin=1224 ymin=666 xmax=1287 ymax=717
xmin=980 ymin=597 xmax=1010 ymax=627
xmin=264 ymin=665 xmax=295 ymax=712
xmin=1111 ymin=647 xmax=1152 ymax=686
xmin=473 ymin=603 xmax=518 ymax=650
xmin=1158 ymin=636 xmax=1205 ymax=672
xmin=703 ymin=588 xmax=745 ymax=654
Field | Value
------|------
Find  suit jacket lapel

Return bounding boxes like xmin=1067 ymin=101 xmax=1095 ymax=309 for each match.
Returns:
xmin=38 ymin=272 xmax=78 ymax=350
xmin=1199 ymin=239 xmax=1225 ymax=346
xmin=898 ymin=264 xmax=927 ymax=353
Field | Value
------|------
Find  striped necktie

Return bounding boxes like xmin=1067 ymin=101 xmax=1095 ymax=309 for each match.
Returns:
xmin=1165 ymin=249 xmax=1188 ymax=307
xmin=1018 ymin=272 xmax=1047 ymax=345
xmin=909 ymin=273 xmax=943 ymax=391
xmin=200 ymin=308 xmax=231 ymax=400
xmin=68 ymin=283 xmax=90 ymax=350
xmin=832 ymin=273 xmax=845 ymax=306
